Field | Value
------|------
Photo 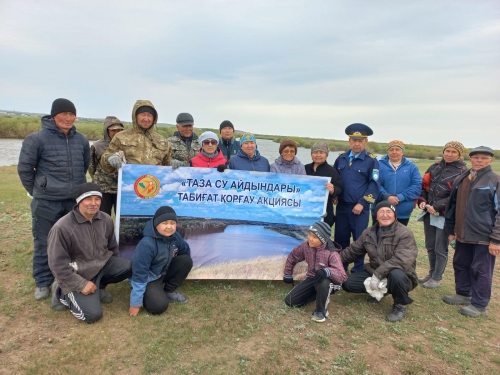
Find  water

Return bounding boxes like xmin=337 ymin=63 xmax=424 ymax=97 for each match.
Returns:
xmin=0 ymin=139 xmax=24 ymax=166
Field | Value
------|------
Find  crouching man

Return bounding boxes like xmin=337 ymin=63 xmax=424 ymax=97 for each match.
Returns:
xmin=48 ymin=183 xmax=132 ymax=323
xmin=340 ymin=201 xmax=418 ymax=322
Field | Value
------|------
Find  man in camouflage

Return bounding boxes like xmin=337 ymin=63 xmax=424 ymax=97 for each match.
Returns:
xmin=89 ymin=116 xmax=124 ymax=216
xmin=168 ymin=113 xmax=200 ymax=167
xmin=101 ymin=100 xmax=172 ymax=173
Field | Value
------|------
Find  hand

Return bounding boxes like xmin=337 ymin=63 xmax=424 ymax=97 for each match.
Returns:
xmin=426 ymin=205 xmax=437 ymax=215
xmin=448 ymin=234 xmax=456 ymax=243
xmin=419 ymin=202 xmax=426 ymax=210
xmin=171 ymin=159 xmax=183 ymax=169
xmin=108 ymin=155 xmax=123 ymax=169
xmin=370 ymin=275 xmax=380 ymax=290
xmin=352 ymin=203 xmax=364 ymax=215
xmin=129 ymin=306 xmax=141 ymax=316
xmin=283 ymin=275 xmax=294 ymax=284
xmin=387 ymin=196 xmax=399 ymax=205
xmin=81 ymin=281 xmax=97 ymax=295
xmin=489 ymin=243 xmax=500 ymax=257
xmin=217 ymin=164 xmax=226 ymax=172
xmin=314 ymin=269 xmax=328 ymax=285
xmin=324 ymin=182 xmax=335 ymax=195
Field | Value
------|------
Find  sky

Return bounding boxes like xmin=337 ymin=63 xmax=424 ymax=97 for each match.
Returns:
xmin=1 ymin=1 xmax=499 ymax=148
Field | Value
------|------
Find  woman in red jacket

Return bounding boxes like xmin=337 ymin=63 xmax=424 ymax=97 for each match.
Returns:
xmin=189 ymin=131 xmax=227 ymax=168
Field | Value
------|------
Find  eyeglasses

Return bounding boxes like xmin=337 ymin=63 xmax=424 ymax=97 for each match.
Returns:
xmin=282 ymin=150 xmax=296 ymax=154
xmin=470 ymin=156 xmax=492 ymax=161
xmin=202 ymin=140 xmax=218 ymax=145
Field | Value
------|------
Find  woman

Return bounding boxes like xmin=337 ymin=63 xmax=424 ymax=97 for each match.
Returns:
xmin=304 ymin=141 xmax=342 ymax=227
xmin=189 ymin=131 xmax=227 ymax=168
xmin=228 ymin=132 xmax=270 ymax=172
xmin=417 ymin=141 xmax=467 ymax=289
xmin=377 ymin=140 xmax=422 ymax=226
xmin=270 ymin=139 xmax=306 ymax=175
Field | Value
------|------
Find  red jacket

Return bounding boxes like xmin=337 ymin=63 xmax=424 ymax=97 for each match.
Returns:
xmin=189 ymin=150 xmax=227 ymax=168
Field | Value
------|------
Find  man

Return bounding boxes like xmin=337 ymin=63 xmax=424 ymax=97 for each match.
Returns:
xmin=334 ymin=123 xmax=380 ymax=273
xmin=48 ymin=183 xmax=132 ymax=323
xmin=101 ymin=100 xmax=172 ymax=173
xmin=168 ymin=113 xmax=200 ymax=167
xmin=218 ymin=120 xmax=240 ymax=161
xmin=88 ymin=116 xmax=124 ymax=216
xmin=443 ymin=146 xmax=500 ymax=317
xmin=417 ymin=141 xmax=467 ymax=289
xmin=18 ymin=98 xmax=90 ymax=300
xmin=341 ymin=201 xmax=418 ymax=322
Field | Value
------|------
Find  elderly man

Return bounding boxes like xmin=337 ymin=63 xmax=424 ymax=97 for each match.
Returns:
xmin=443 ymin=146 xmax=500 ymax=317
xmin=334 ymin=123 xmax=380 ymax=273
xmin=18 ymin=98 xmax=90 ymax=300
xmin=168 ymin=113 xmax=200 ymax=167
xmin=218 ymin=120 xmax=240 ymax=161
xmin=48 ymin=183 xmax=132 ymax=323
xmin=341 ymin=201 xmax=418 ymax=322
xmin=101 ymin=100 xmax=172 ymax=173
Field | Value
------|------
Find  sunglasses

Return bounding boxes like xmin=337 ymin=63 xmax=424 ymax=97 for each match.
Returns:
xmin=202 ymin=140 xmax=218 ymax=145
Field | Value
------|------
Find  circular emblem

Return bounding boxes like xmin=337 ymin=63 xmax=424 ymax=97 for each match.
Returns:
xmin=134 ymin=174 xmax=161 ymax=199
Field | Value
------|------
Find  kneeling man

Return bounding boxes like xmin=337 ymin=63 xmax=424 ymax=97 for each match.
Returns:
xmin=48 ymin=183 xmax=132 ymax=323
xmin=340 ymin=201 xmax=418 ymax=322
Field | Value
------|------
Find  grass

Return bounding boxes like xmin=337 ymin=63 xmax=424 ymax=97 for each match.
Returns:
xmin=1 ymin=165 xmax=500 ymax=374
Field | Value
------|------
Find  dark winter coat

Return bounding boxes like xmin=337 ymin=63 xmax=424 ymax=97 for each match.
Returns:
xmin=228 ymin=149 xmax=270 ymax=172
xmin=219 ymin=137 xmax=240 ymax=161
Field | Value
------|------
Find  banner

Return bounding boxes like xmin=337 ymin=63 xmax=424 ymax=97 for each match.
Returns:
xmin=117 ymin=164 xmax=330 ymax=279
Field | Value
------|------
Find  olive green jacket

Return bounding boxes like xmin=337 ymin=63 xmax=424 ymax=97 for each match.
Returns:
xmin=167 ymin=132 xmax=200 ymax=166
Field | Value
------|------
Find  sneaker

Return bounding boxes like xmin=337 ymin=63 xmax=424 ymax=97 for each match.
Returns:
xmin=166 ymin=291 xmax=188 ymax=304
xmin=34 ymin=286 xmax=50 ymax=300
xmin=422 ymin=279 xmax=441 ymax=289
xmin=460 ymin=305 xmax=487 ymax=317
xmin=99 ymin=288 xmax=113 ymax=304
xmin=51 ymin=282 xmax=66 ymax=311
xmin=311 ymin=310 xmax=328 ymax=323
xmin=418 ymin=275 xmax=431 ymax=284
xmin=442 ymin=294 xmax=471 ymax=305
xmin=386 ymin=304 xmax=406 ymax=322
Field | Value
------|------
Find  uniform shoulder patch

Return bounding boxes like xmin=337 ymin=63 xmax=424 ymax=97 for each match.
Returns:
xmin=369 ymin=153 xmax=377 ymax=158
xmin=338 ymin=151 xmax=345 ymax=155
xmin=372 ymin=169 xmax=379 ymax=181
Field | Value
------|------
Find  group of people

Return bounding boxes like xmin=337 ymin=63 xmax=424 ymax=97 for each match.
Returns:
xmin=17 ymin=98 xmax=499 ymax=324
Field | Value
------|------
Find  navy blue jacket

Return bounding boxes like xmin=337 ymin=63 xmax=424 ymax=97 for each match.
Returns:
xmin=228 ymin=149 xmax=270 ymax=172
xmin=378 ymin=156 xmax=422 ymax=219
xmin=219 ymin=137 xmax=240 ymax=161
xmin=333 ymin=149 xmax=380 ymax=207
xmin=17 ymin=115 xmax=90 ymax=201
xmin=130 ymin=220 xmax=191 ymax=307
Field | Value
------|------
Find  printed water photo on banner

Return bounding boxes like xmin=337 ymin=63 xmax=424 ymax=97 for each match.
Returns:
xmin=117 ymin=165 xmax=330 ymax=280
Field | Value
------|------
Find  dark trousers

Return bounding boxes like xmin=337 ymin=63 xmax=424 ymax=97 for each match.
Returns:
xmin=59 ymin=256 xmax=132 ymax=324
xmin=31 ymin=198 xmax=75 ymax=287
xmin=335 ymin=203 xmax=369 ymax=272
xmin=143 ymin=255 xmax=193 ymax=315
xmin=99 ymin=193 xmax=117 ymax=217
xmin=284 ymin=277 xmax=337 ymax=313
xmin=423 ymin=214 xmax=449 ymax=281
xmin=453 ymin=241 xmax=496 ymax=308
xmin=342 ymin=269 xmax=413 ymax=306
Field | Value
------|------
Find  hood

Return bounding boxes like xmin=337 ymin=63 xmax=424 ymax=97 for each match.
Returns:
xmin=380 ymin=155 xmax=410 ymax=167
xmin=132 ymin=100 xmax=158 ymax=132
xmin=92 ymin=116 xmax=124 ymax=157
xmin=41 ymin=115 xmax=75 ymax=136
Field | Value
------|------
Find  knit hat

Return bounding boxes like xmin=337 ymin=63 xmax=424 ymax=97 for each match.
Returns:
xmin=219 ymin=120 xmax=234 ymax=132
xmin=76 ymin=183 xmax=102 ymax=204
xmin=387 ymin=140 xmax=405 ymax=152
xmin=199 ymin=131 xmax=219 ymax=145
xmin=443 ymin=141 xmax=465 ymax=156
xmin=240 ymin=132 xmax=257 ymax=145
xmin=311 ymin=141 xmax=329 ymax=155
xmin=136 ymin=106 xmax=157 ymax=122
xmin=51 ymin=98 xmax=76 ymax=117
xmin=279 ymin=139 xmax=298 ymax=154
xmin=176 ymin=112 xmax=194 ymax=126
xmin=374 ymin=201 xmax=397 ymax=218
xmin=153 ymin=206 xmax=178 ymax=227
xmin=308 ymin=221 xmax=331 ymax=244
xmin=469 ymin=146 xmax=494 ymax=157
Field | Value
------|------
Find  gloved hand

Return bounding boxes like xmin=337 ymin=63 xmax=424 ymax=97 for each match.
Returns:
xmin=171 ymin=159 xmax=183 ymax=170
xmin=283 ymin=275 xmax=294 ymax=284
xmin=314 ymin=269 xmax=329 ymax=285
xmin=370 ymin=274 xmax=381 ymax=290
xmin=217 ymin=164 xmax=226 ymax=172
xmin=108 ymin=155 xmax=123 ymax=169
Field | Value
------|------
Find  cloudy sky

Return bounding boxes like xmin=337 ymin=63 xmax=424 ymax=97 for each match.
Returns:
xmin=1 ymin=1 xmax=499 ymax=147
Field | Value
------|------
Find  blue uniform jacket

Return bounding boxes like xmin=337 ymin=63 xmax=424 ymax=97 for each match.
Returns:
xmin=378 ymin=156 xmax=422 ymax=219
xmin=219 ymin=137 xmax=240 ymax=161
xmin=130 ymin=220 xmax=191 ymax=307
xmin=333 ymin=149 xmax=380 ymax=207
xmin=228 ymin=149 xmax=270 ymax=172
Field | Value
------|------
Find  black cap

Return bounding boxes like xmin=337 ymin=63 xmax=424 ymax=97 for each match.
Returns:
xmin=219 ymin=120 xmax=234 ymax=132
xmin=374 ymin=200 xmax=397 ymax=218
xmin=51 ymin=98 xmax=76 ymax=117
xmin=136 ymin=106 xmax=157 ymax=122
xmin=153 ymin=206 xmax=178 ymax=227
xmin=469 ymin=146 xmax=494 ymax=157
xmin=176 ymin=113 xmax=194 ymax=126
xmin=76 ymin=183 xmax=102 ymax=204
xmin=345 ymin=123 xmax=373 ymax=139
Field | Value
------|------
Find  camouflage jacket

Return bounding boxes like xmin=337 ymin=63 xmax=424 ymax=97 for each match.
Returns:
xmin=101 ymin=100 xmax=172 ymax=174
xmin=168 ymin=132 xmax=200 ymax=166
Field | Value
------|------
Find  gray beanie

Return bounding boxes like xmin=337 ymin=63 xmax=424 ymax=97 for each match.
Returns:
xmin=199 ymin=131 xmax=219 ymax=145
xmin=311 ymin=141 xmax=329 ymax=155
xmin=309 ymin=221 xmax=331 ymax=244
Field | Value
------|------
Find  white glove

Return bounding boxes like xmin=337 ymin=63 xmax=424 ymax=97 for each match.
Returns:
xmin=108 ymin=155 xmax=123 ymax=169
xmin=171 ymin=159 xmax=183 ymax=169
xmin=370 ymin=275 xmax=381 ymax=290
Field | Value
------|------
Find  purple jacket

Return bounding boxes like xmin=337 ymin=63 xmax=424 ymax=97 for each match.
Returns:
xmin=270 ymin=156 xmax=306 ymax=175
